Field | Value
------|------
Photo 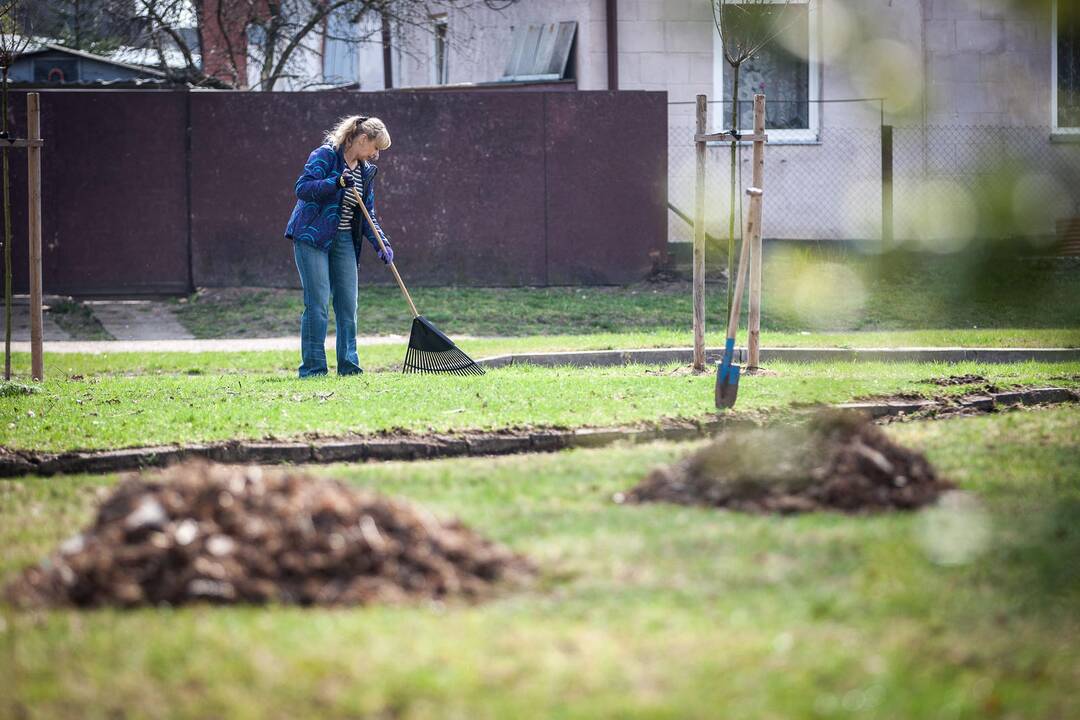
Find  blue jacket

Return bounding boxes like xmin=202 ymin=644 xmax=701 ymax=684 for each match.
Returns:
xmin=284 ymin=143 xmax=388 ymax=261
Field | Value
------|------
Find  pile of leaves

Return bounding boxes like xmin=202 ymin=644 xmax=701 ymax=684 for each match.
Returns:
xmin=621 ymin=410 xmax=951 ymax=514
xmin=6 ymin=461 xmax=533 ymax=608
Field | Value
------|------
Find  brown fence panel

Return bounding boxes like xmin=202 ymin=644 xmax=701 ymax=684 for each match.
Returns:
xmin=9 ymin=90 xmax=190 ymax=295
xmin=189 ymin=90 xmax=549 ymax=287
xmin=6 ymin=89 xmax=666 ymax=294
xmin=545 ymin=91 xmax=667 ymax=284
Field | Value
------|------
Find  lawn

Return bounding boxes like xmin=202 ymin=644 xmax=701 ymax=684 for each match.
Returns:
xmin=169 ymin=250 xmax=1080 ymax=339
xmin=3 ymin=407 xmax=1078 ymax=718
xmin=2 ymin=358 xmax=1078 ymax=454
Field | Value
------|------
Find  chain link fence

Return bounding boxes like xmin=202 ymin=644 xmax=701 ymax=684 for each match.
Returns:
xmin=669 ymin=99 xmax=1080 ymax=250
xmin=669 ymin=99 xmax=885 ymax=248
xmin=893 ymin=126 xmax=1080 ymax=244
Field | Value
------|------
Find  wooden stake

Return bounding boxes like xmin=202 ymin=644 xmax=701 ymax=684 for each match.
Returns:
xmin=747 ymin=94 xmax=766 ymax=369
xmin=27 ymin=93 xmax=42 ymax=381
xmin=693 ymin=95 xmax=706 ymax=372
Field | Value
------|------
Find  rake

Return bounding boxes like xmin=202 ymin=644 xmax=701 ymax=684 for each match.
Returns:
xmin=351 ymin=187 xmax=484 ymax=376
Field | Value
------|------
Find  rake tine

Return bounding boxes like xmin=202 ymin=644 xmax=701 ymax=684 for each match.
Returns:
xmin=451 ymin=349 xmax=481 ymax=375
xmin=453 ymin=351 xmax=475 ymax=375
xmin=399 ymin=317 xmax=484 ymax=376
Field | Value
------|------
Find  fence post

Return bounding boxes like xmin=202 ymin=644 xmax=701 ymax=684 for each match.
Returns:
xmin=747 ymin=94 xmax=766 ymax=369
xmin=881 ymin=123 xmax=893 ymax=246
xmin=693 ymin=94 xmax=706 ymax=372
xmin=27 ymin=92 xmax=43 ymax=381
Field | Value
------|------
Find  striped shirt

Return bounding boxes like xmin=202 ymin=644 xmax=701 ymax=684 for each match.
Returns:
xmin=337 ymin=164 xmax=364 ymax=231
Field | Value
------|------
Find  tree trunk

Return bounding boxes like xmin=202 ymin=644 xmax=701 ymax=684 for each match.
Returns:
xmin=2 ymin=65 xmax=11 ymax=380
xmin=75 ymin=0 xmax=83 ymax=50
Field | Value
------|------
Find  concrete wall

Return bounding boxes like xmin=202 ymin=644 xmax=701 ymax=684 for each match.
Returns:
xmin=924 ymin=0 xmax=1053 ymax=126
xmin=7 ymin=89 xmax=666 ymax=295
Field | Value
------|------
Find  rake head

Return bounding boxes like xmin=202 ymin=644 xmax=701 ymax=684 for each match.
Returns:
xmin=403 ymin=316 xmax=485 ymax=376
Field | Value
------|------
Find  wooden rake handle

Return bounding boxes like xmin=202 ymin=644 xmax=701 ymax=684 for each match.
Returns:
xmin=725 ymin=187 xmax=763 ymax=341
xmin=350 ymin=185 xmax=420 ymax=318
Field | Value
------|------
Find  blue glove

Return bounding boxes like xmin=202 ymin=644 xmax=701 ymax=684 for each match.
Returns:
xmin=377 ymin=240 xmax=393 ymax=265
xmin=337 ymin=169 xmax=356 ymax=189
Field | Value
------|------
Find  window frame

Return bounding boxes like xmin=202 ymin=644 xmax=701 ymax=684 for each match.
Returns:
xmin=432 ymin=14 xmax=449 ymax=85
xmin=1052 ymin=0 xmax=1080 ymax=134
xmin=711 ymin=0 xmax=821 ymax=144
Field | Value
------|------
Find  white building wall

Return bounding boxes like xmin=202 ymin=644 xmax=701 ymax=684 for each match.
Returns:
xmin=363 ymin=0 xmax=1080 ymax=243
xmin=393 ymin=0 xmax=606 ymax=89
xmin=925 ymin=0 xmax=1052 ymax=126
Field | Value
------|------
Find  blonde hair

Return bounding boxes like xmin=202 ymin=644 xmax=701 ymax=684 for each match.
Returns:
xmin=325 ymin=115 xmax=391 ymax=151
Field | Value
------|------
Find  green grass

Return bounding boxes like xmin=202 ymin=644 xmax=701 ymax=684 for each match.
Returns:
xmin=6 ymin=327 xmax=1079 ymax=385
xmin=2 ymin=359 xmax=1078 ymax=453
xmin=2 ymin=408 xmax=1078 ymax=718
xmin=171 ymin=251 xmax=1080 ymax=338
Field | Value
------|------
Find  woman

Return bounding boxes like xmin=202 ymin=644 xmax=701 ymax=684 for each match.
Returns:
xmin=284 ymin=116 xmax=394 ymax=378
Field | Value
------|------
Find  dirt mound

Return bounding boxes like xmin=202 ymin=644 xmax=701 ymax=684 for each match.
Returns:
xmin=6 ymin=461 xmax=533 ymax=608
xmin=621 ymin=410 xmax=951 ymax=514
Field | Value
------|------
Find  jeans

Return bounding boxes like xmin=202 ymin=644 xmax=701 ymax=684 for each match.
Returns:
xmin=293 ymin=230 xmax=362 ymax=377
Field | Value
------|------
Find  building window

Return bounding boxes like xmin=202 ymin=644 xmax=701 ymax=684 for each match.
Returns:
xmin=500 ymin=22 xmax=577 ymax=82
xmin=323 ymin=35 xmax=360 ymax=86
xmin=712 ymin=0 xmax=820 ymax=142
xmin=1054 ymin=0 xmax=1080 ymax=132
xmin=433 ymin=14 xmax=449 ymax=85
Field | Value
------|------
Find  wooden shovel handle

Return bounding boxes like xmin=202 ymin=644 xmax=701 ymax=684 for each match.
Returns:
xmin=726 ymin=187 xmax=763 ymax=341
xmin=350 ymin=185 xmax=419 ymax=318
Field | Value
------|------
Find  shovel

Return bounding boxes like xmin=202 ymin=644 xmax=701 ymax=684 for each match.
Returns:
xmin=716 ymin=187 xmax=763 ymax=409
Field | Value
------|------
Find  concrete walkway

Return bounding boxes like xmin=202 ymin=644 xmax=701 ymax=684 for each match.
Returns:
xmin=82 ymin=300 xmax=194 ymax=341
xmin=3 ymin=295 xmax=456 ymax=352
xmin=8 ymin=334 xmax=427 ymax=354
xmin=1 ymin=296 xmax=72 ymax=341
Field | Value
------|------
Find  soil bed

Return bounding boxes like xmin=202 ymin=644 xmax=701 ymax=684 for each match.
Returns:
xmin=621 ymin=410 xmax=952 ymax=514
xmin=923 ymin=374 xmax=988 ymax=386
xmin=6 ymin=461 xmax=533 ymax=608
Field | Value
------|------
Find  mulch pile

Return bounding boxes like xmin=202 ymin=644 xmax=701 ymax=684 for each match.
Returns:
xmin=620 ymin=410 xmax=952 ymax=514
xmin=5 ymin=461 xmax=534 ymax=608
